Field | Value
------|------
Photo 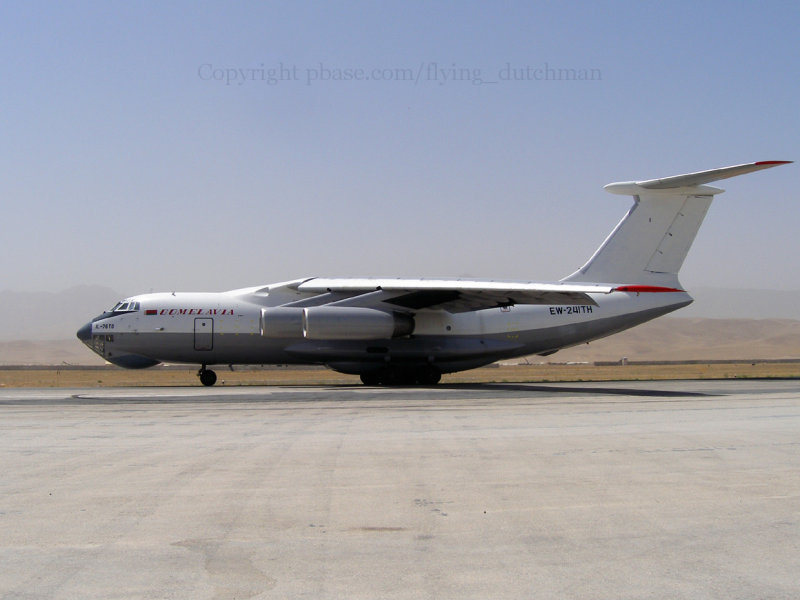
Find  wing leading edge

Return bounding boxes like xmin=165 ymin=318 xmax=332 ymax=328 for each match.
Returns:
xmin=291 ymin=278 xmax=613 ymax=313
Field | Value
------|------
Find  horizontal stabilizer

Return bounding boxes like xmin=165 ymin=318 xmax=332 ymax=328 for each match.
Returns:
xmin=606 ymin=161 xmax=791 ymax=194
xmin=567 ymin=160 xmax=792 ymax=285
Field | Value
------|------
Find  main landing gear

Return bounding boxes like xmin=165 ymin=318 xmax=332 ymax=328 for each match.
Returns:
xmin=198 ymin=365 xmax=217 ymax=386
xmin=359 ymin=366 xmax=442 ymax=386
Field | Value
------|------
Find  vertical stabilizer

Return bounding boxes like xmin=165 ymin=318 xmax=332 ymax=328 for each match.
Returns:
xmin=563 ymin=161 xmax=791 ymax=286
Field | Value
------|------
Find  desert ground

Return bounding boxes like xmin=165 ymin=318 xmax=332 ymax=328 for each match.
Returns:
xmin=0 ymin=361 xmax=798 ymax=388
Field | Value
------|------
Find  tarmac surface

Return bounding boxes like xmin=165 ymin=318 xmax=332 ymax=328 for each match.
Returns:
xmin=1 ymin=380 xmax=799 ymax=599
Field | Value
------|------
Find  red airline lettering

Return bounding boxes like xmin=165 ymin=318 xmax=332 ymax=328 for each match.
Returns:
xmin=155 ymin=308 xmax=235 ymax=315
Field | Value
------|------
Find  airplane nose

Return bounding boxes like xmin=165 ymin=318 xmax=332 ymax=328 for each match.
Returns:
xmin=76 ymin=322 xmax=92 ymax=342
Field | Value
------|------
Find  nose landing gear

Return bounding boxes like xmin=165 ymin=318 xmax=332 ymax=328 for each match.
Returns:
xmin=198 ymin=365 xmax=217 ymax=386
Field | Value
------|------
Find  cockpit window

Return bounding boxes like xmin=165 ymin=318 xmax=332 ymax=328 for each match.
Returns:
xmin=108 ymin=300 xmax=140 ymax=313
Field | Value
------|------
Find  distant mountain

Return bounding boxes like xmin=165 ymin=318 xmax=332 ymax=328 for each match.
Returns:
xmin=0 ymin=285 xmax=122 ymax=341
xmin=0 ymin=338 xmax=106 ymax=366
xmin=678 ymin=287 xmax=800 ymax=319
xmin=540 ymin=318 xmax=800 ymax=363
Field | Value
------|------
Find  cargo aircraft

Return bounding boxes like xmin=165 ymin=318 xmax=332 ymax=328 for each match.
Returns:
xmin=78 ymin=161 xmax=790 ymax=385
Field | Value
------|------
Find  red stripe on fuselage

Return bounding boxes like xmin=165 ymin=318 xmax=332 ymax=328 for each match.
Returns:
xmin=613 ymin=285 xmax=684 ymax=293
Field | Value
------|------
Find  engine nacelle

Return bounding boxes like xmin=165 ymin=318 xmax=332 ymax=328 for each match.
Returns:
xmin=260 ymin=307 xmax=414 ymax=340
xmin=303 ymin=307 xmax=414 ymax=340
xmin=260 ymin=307 xmax=304 ymax=338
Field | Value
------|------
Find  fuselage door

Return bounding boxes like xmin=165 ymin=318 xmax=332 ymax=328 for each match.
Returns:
xmin=194 ymin=318 xmax=214 ymax=351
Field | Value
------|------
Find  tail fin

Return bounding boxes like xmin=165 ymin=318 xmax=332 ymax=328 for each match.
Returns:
xmin=563 ymin=161 xmax=791 ymax=286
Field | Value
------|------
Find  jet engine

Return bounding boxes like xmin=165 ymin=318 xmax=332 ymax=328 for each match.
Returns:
xmin=261 ymin=307 xmax=414 ymax=340
xmin=260 ymin=307 xmax=304 ymax=338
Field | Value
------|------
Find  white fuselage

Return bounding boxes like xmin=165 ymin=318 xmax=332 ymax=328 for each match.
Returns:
xmin=80 ymin=285 xmax=691 ymax=373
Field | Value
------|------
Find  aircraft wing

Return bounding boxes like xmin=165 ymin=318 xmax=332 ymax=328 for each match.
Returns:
xmin=290 ymin=278 xmax=613 ymax=313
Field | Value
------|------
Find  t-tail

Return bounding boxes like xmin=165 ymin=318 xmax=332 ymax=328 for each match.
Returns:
xmin=563 ymin=161 xmax=792 ymax=288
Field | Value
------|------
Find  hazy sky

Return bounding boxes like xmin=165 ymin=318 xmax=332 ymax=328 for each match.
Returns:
xmin=1 ymin=1 xmax=797 ymax=299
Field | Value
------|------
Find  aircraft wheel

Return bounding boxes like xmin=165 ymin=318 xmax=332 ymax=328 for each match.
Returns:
xmin=416 ymin=367 xmax=441 ymax=385
xmin=199 ymin=368 xmax=217 ymax=386
xmin=360 ymin=367 xmax=440 ymax=386
xmin=383 ymin=369 xmax=409 ymax=386
xmin=360 ymin=372 xmax=383 ymax=386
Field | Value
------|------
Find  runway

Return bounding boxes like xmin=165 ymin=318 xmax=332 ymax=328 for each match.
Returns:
xmin=2 ymin=380 xmax=799 ymax=599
